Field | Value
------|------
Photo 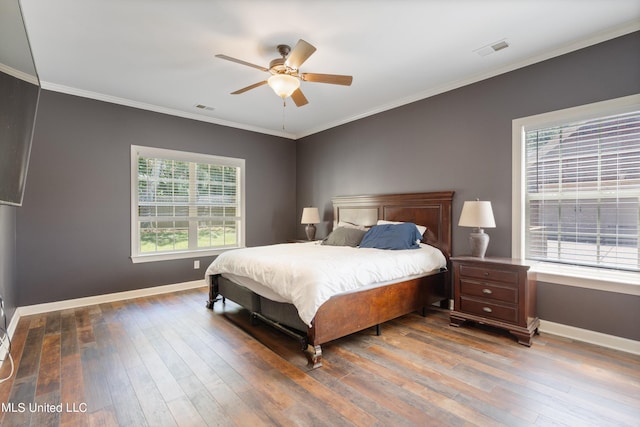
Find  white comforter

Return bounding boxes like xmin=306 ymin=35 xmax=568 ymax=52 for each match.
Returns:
xmin=205 ymin=242 xmax=446 ymax=326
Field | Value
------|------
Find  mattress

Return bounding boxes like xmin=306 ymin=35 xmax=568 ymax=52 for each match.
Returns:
xmin=205 ymin=241 xmax=446 ymax=326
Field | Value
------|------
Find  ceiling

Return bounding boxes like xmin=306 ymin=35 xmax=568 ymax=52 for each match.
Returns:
xmin=15 ymin=0 xmax=640 ymax=139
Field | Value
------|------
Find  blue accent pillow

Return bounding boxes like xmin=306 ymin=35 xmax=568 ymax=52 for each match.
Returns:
xmin=358 ymin=223 xmax=422 ymax=250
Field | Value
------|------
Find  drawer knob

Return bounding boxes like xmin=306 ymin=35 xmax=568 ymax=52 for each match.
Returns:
xmin=482 ymin=288 xmax=493 ymax=294
xmin=483 ymin=307 xmax=493 ymax=313
xmin=483 ymin=272 xmax=490 ymax=277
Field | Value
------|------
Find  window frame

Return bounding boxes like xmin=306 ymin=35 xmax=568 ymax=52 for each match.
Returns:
xmin=130 ymin=145 xmax=246 ymax=263
xmin=512 ymin=94 xmax=640 ymax=295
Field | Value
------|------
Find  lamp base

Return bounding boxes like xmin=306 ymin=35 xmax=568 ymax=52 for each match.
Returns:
xmin=469 ymin=228 xmax=490 ymax=258
xmin=305 ymin=224 xmax=317 ymax=241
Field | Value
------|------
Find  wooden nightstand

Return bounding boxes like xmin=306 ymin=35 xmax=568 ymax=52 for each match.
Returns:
xmin=449 ymin=256 xmax=539 ymax=346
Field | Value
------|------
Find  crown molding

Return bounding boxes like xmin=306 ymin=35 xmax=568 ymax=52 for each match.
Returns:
xmin=37 ymin=20 xmax=640 ymax=141
xmin=295 ymin=20 xmax=640 ymax=139
xmin=39 ymin=81 xmax=297 ymax=140
xmin=0 ymin=62 xmax=38 ymax=85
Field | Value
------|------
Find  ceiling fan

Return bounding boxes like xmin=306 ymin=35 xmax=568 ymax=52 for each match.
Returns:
xmin=215 ymin=39 xmax=353 ymax=107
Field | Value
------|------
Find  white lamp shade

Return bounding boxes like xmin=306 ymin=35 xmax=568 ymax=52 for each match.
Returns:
xmin=301 ymin=207 xmax=320 ymax=224
xmin=458 ymin=201 xmax=496 ymax=228
xmin=268 ymin=74 xmax=300 ymax=98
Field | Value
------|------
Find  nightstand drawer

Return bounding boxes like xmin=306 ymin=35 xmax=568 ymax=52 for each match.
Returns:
xmin=459 ymin=264 xmax=518 ymax=284
xmin=460 ymin=279 xmax=517 ymax=303
xmin=460 ymin=297 xmax=518 ymax=324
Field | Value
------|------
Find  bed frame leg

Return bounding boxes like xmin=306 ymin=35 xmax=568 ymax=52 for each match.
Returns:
xmin=375 ymin=324 xmax=381 ymax=336
xmin=305 ymin=345 xmax=322 ymax=369
xmin=206 ymin=274 xmax=220 ymax=309
xmin=250 ymin=312 xmax=260 ymax=326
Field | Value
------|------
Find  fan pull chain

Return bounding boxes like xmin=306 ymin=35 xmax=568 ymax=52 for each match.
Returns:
xmin=282 ymin=98 xmax=287 ymax=130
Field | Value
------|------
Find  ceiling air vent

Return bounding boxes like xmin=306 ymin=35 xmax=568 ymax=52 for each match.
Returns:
xmin=474 ymin=39 xmax=510 ymax=57
xmin=195 ymin=104 xmax=215 ymax=111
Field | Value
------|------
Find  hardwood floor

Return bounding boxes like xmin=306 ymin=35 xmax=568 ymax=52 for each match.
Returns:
xmin=0 ymin=287 xmax=638 ymax=426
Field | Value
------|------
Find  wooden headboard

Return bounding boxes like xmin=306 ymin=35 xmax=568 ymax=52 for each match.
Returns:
xmin=332 ymin=191 xmax=454 ymax=257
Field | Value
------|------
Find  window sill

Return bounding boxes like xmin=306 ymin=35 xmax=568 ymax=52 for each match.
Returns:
xmin=131 ymin=246 xmax=243 ymax=264
xmin=530 ymin=262 xmax=640 ymax=296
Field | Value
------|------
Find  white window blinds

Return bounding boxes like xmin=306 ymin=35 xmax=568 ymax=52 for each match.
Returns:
xmin=131 ymin=146 xmax=245 ymax=262
xmin=524 ymin=110 xmax=640 ymax=272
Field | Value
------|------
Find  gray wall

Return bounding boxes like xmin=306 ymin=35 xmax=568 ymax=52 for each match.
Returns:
xmin=296 ymin=32 xmax=640 ymax=340
xmin=537 ymin=282 xmax=640 ymax=340
xmin=16 ymin=91 xmax=296 ymax=306
xmin=0 ymin=68 xmax=38 ymax=325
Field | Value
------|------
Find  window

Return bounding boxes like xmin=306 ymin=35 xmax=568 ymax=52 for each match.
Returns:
xmin=513 ymin=95 xmax=640 ymax=276
xmin=131 ymin=146 xmax=245 ymax=263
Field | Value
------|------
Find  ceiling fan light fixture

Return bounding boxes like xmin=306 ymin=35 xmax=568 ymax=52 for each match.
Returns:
xmin=216 ymin=39 xmax=351 ymax=107
xmin=267 ymin=74 xmax=300 ymax=98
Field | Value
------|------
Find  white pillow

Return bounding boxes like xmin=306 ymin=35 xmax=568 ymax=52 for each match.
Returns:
xmin=376 ymin=220 xmax=427 ymax=237
xmin=337 ymin=221 xmax=369 ymax=231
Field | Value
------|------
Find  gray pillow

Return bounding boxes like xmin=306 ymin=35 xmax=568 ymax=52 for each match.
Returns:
xmin=321 ymin=227 xmax=367 ymax=247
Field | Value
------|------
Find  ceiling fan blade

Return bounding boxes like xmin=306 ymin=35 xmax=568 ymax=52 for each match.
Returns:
xmin=291 ymin=88 xmax=309 ymax=107
xmin=231 ymin=80 xmax=268 ymax=94
xmin=300 ymin=73 xmax=353 ymax=86
xmin=286 ymin=39 xmax=316 ymax=69
xmin=215 ymin=54 xmax=268 ymax=72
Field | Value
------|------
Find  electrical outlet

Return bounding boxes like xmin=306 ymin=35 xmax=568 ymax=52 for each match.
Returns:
xmin=194 ymin=260 xmax=200 ymax=269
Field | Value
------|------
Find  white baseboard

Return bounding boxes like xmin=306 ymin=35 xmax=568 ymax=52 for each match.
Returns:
xmin=0 ymin=280 xmax=206 ymax=368
xmin=16 ymin=279 xmax=206 ymax=317
xmin=539 ymin=320 xmax=640 ymax=355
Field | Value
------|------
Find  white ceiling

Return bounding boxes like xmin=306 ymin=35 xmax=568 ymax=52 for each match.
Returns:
xmin=17 ymin=0 xmax=640 ymax=139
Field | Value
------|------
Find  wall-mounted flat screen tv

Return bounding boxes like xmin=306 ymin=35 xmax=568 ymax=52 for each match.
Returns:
xmin=0 ymin=70 xmax=39 ymax=206
xmin=0 ymin=0 xmax=40 ymax=206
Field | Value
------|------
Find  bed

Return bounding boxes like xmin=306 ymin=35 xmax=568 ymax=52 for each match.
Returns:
xmin=206 ymin=191 xmax=454 ymax=368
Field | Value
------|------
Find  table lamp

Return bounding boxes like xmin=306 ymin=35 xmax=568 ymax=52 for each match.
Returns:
xmin=458 ymin=200 xmax=496 ymax=258
xmin=301 ymin=207 xmax=320 ymax=240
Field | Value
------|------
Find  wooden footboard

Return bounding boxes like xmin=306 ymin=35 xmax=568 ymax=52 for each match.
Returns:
xmin=209 ymin=270 xmax=448 ymax=368
xmin=308 ymin=272 xmax=446 ymax=346
xmin=304 ymin=271 xmax=447 ymax=367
